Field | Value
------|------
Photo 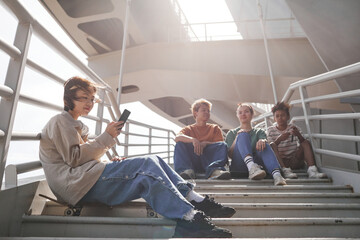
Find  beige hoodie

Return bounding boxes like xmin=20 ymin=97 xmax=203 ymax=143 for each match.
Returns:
xmin=39 ymin=111 xmax=115 ymax=205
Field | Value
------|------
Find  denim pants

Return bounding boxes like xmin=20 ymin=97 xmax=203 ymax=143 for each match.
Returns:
xmin=80 ymin=155 xmax=194 ymax=219
xmin=173 ymin=141 xmax=228 ymax=178
xmin=230 ymin=132 xmax=280 ymax=176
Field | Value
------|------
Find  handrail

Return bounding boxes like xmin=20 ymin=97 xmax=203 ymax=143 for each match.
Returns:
xmin=314 ymin=148 xmax=360 ymax=162
xmin=290 ymin=89 xmax=360 ymax=105
xmin=311 ymin=133 xmax=360 ymax=142
xmin=282 ymin=62 xmax=360 ymax=103
xmin=5 ymin=161 xmax=42 ymax=188
xmin=0 ymin=84 xmax=14 ymax=99
xmin=291 ymin=113 xmax=360 ymax=121
xmin=0 ymin=37 xmax=21 ymax=58
xmin=11 ymin=132 xmax=41 ymax=141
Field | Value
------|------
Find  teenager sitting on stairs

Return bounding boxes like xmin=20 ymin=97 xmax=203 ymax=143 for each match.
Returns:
xmin=267 ymin=101 xmax=327 ymax=179
xmin=225 ymin=103 xmax=287 ymax=186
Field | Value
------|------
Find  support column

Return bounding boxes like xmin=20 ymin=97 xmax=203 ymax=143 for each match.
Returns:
xmin=117 ymin=0 xmax=131 ymax=106
xmin=257 ymin=0 xmax=278 ymax=103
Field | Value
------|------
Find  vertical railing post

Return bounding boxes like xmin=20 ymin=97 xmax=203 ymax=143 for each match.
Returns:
xmin=148 ymin=128 xmax=152 ymax=154
xmin=124 ymin=122 xmax=130 ymax=157
xmin=167 ymin=131 xmax=171 ymax=164
xmin=204 ymin=24 xmax=207 ymax=41
xmin=264 ymin=116 xmax=269 ymax=129
xmin=95 ymin=88 xmax=105 ymax=135
xmin=0 ymin=22 xmax=32 ymax=187
xmin=299 ymin=86 xmax=320 ymax=164
xmin=4 ymin=165 xmax=17 ymax=189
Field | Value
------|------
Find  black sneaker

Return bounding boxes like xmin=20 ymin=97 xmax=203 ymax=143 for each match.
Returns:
xmin=173 ymin=211 xmax=232 ymax=238
xmin=191 ymin=195 xmax=236 ymax=218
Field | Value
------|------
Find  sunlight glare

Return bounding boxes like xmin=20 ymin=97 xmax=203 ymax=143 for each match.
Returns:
xmin=177 ymin=0 xmax=243 ymax=41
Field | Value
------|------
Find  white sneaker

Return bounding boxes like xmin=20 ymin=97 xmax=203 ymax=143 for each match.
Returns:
xmin=248 ymin=163 xmax=266 ymax=180
xmin=282 ymin=167 xmax=298 ymax=179
xmin=307 ymin=165 xmax=327 ymax=179
xmin=180 ymin=169 xmax=195 ymax=179
xmin=209 ymin=170 xmax=231 ymax=180
xmin=274 ymin=174 xmax=287 ymax=186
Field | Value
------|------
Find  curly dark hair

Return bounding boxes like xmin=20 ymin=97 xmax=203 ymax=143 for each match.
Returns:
xmin=63 ymin=76 xmax=97 ymax=111
xmin=271 ymin=101 xmax=290 ymax=116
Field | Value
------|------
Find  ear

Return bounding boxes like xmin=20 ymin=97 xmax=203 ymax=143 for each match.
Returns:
xmin=194 ymin=110 xmax=199 ymax=118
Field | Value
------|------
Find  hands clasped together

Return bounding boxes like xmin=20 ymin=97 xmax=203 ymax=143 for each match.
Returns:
xmin=277 ymin=126 xmax=301 ymax=142
xmin=192 ymin=138 xmax=208 ymax=156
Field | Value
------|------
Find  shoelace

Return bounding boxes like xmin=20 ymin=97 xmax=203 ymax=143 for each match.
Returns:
xmin=205 ymin=196 xmax=223 ymax=208
xmin=195 ymin=212 xmax=215 ymax=227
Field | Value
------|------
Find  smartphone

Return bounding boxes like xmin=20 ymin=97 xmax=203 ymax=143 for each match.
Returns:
xmin=118 ymin=109 xmax=131 ymax=129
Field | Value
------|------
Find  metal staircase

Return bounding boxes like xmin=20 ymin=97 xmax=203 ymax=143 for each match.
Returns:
xmin=14 ymin=169 xmax=360 ymax=239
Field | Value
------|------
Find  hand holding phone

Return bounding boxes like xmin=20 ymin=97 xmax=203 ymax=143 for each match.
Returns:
xmin=118 ymin=109 xmax=131 ymax=130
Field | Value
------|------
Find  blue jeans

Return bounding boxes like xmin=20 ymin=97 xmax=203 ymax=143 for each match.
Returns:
xmin=80 ymin=155 xmax=194 ymax=219
xmin=230 ymin=132 xmax=280 ymax=176
xmin=173 ymin=141 xmax=228 ymax=178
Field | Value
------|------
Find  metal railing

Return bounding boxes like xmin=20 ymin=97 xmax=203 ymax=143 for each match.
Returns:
xmin=0 ymin=0 xmax=176 ymax=189
xmin=253 ymin=62 xmax=360 ymax=169
xmin=168 ymin=18 xmax=305 ymax=43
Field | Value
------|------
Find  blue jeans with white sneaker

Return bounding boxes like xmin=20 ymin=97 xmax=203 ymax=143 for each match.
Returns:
xmin=80 ymin=155 xmax=194 ymax=219
xmin=230 ymin=132 xmax=280 ymax=176
xmin=173 ymin=142 xmax=228 ymax=178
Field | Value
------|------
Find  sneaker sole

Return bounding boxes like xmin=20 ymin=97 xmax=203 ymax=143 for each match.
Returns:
xmin=249 ymin=170 xmax=266 ymax=180
xmin=173 ymin=229 xmax=232 ymax=238
xmin=208 ymin=209 xmax=236 ymax=218
xmin=210 ymin=171 xmax=231 ymax=180
xmin=284 ymin=175 xmax=298 ymax=179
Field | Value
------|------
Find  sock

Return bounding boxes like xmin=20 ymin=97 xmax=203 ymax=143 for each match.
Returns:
xmin=186 ymin=190 xmax=205 ymax=203
xmin=183 ymin=209 xmax=197 ymax=221
xmin=272 ymin=169 xmax=281 ymax=178
xmin=308 ymin=165 xmax=317 ymax=171
xmin=244 ymin=155 xmax=254 ymax=171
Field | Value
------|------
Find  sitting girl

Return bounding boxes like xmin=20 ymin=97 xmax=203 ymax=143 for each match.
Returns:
xmin=225 ymin=103 xmax=286 ymax=186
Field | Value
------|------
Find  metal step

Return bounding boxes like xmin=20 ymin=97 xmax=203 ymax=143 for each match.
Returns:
xmin=2 ymin=238 xmax=360 ymax=240
xmin=228 ymin=203 xmax=360 ymax=218
xmin=41 ymin=200 xmax=157 ymax=218
xmin=194 ymin=178 xmax=333 ymax=185
xmin=194 ymin=184 xmax=352 ymax=193
xmin=205 ymin=192 xmax=360 ymax=203
xmin=42 ymin=201 xmax=360 ymax=218
xmin=20 ymin=215 xmax=360 ymax=238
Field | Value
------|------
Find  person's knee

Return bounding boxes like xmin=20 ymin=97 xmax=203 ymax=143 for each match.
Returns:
xmin=174 ymin=142 xmax=187 ymax=154
xmin=214 ymin=141 xmax=228 ymax=150
xmin=144 ymin=155 xmax=160 ymax=165
xmin=175 ymin=141 xmax=191 ymax=150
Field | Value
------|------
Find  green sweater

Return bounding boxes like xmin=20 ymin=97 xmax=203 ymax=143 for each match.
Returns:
xmin=225 ymin=127 xmax=267 ymax=154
